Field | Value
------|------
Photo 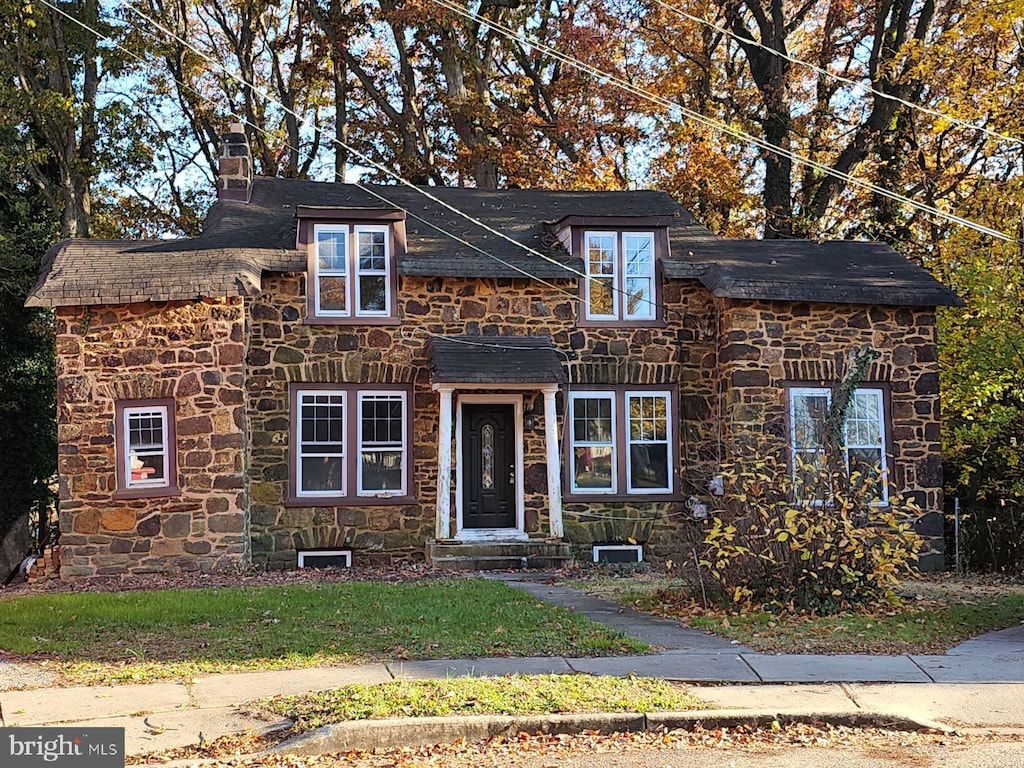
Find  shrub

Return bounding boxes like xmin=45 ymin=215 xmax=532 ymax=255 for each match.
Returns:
xmin=689 ymin=441 xmax=921 ymax=614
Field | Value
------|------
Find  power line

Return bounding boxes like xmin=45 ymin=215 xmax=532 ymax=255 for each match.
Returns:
xmin=38 ymin=0 xmax=588 ymax=306
xmin=46 ymin=0 xmax=1019 ymax=276
xmin=426 ymin=0 xmax=1021 ymax=247
xmin=50 ymin=0 xmax=703 ymax=327
xmin=649 ymin=0 xmax=1019 ymax=146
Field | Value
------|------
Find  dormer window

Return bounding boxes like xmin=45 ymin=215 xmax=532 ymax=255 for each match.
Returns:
xmin=313 ymin=223 xmax=392 ymax=318
xmin=584 ymin=231 xmax=656 ymax=321
xmin=554 ymin=216 xmax=668 ymax=327
xmin=299 ymin=207 xmax=404 ymax=325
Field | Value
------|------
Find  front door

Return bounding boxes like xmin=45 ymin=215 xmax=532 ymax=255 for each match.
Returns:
xmin=462 ymin=403 xmax=516 ymax=529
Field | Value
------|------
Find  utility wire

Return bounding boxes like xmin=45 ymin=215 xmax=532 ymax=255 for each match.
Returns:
xmin=52 ymin=0 xmax=705 ymax=325
xmin=53 ymin=0 xmax=1022 ymax=249
xmin=47 ymin=0 xmax=1017 ymax=287
xmin=37 ymin=0 xmax=594 ymax=308
xmin=649 ymin=0 xmax=1019 ymax=146
xmin=426 ymin=0 xmax=1021 ymax=247
xmin=43 ymin=0 xmax=790 ymax=525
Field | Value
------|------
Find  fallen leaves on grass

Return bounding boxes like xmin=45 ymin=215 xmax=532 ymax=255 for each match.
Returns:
xmin=571 ymin=572 xmax=1024 ymax=655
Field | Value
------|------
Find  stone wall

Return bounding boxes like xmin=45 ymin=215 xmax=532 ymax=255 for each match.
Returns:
xmin=54 ymin=299 xmax=248 ymax=578
xmin=50 ymin=278 xmax=947 ymax=577
xmin=246 ymin=274 xmax=718 ymax=568
xmin=717 ymin=299 xmax=945 ymax=570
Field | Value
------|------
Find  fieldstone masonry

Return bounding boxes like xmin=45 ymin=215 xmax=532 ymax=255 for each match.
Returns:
xmin=246 ymin=274 xmax=718 ymax=568
xmin=54 ymin=298 xmax=248 ymax=578
xmin=717 ymin=299 xmax=945 ymax=570
xmin=50 ymin=276 xmax=946 ymax=576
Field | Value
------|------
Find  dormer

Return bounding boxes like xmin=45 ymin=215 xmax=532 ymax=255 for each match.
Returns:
xmin=554 ymin=215 xmax=674 ymax=327
xmin=296 ymin=206 xmax=406 ymax=325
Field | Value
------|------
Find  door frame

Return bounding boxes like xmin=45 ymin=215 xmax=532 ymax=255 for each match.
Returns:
xmin=455 ymin=394 xmax=526 ymax=540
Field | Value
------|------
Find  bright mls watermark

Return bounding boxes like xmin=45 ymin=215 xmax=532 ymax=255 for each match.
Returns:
xmin=2 ymin=727 xmax=124 ymax=768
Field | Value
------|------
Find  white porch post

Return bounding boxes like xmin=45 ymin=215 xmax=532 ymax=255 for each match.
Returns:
xmin=435 ymin=385 xmax=455 ymax=540
xmin=542 ymin=385 xmax=563 ymax=538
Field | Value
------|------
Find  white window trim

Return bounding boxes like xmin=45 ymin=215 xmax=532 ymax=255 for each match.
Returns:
xmin=353 ymin=224 xmax=392 ymax=317
xmin=583 ymin=231 xmax=656 ymax=321
xmin=569 ymin=391 xmax=617 ymax=495
xmin=296 ymin=389 xmax=348 ymax=498
xmin=625 ymin=390 xmax=673 ymax=495
xmin=568 ymin=389 xmax=675 ymax=497
xmin=122 ymin=405 xmax=170 ymax=489
xmin=356 ymin=391 xmax=408 ymax=497
xmin=311 ymin=223 xmax=393 ymax=318
xmin=584 ymin=232 xmax=619 ymax=321
xmin=622 ymin=233 xmax=656 ymax=321
xmin=313 ymin=224 xmax=349 ymax=317
xmin=788 ymin=386 xmax=889 ymax=504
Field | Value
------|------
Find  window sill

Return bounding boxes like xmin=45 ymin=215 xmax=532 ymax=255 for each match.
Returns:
xmin=576 ymin=318 xmax=667 ymax=329
xmin=303 ymin=315 xmax=401 ymax=326
xmin=285 ymin=494 xmax=417 ymax=508
xmin=113 ymin=485 xmax=182 ymax=501
xmin=563 ymin=491 xmax=682 ymax=504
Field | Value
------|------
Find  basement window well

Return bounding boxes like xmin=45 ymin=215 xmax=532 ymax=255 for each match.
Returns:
xmin=592 ymin=544 xmax=643 ymax=564
xmin=297 ymin=549 xmax=353 ymax=569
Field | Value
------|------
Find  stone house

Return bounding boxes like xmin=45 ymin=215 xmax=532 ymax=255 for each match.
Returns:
xmin=27 ymin=127 xmax=960 ymax=579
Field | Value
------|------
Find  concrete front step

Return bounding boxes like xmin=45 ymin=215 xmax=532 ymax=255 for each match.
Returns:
xmin=426 ymin=540 xmax=573 ymax=572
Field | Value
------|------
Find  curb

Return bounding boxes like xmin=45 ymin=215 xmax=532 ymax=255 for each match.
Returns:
xmin=271 ymin=709 xmax=954 ymax=756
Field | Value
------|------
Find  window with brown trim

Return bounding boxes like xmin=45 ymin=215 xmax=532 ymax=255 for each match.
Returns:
xmin=114 ymin=398 xmax=179 ymax=498
xmin=788 ymin=385 xmax=890 ymax=503
xmin=306 ymin=223 xmax=397 ymax=322
xmin=582 ymin=231 xmax=658 ymax=323
xmin=566 ymin=386 xmax=677 ymax=498
xmin=288 ymin=384 xmax=413 ymax=505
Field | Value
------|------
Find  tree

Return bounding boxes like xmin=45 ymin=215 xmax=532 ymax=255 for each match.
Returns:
xmin=4 ymin=0 xmax=104 ymax=237
xmin=638 ymin=0 xmax=1013 ymax=240
xmin=0 ymin=164 xmax=57 ymax=547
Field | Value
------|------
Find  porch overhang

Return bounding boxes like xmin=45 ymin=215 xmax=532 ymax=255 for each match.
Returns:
xmin=427 ymin=335 xmax=568 ymax=385
xmin=427 ymin=336 xmax=565 ymax=544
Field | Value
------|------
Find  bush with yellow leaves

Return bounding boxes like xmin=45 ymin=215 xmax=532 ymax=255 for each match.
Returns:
xmin=693 ymin=440 xmax=922 ymax=614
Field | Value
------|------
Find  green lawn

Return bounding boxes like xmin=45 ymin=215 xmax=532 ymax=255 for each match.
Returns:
xmin=251 ymin=675 xmax=702 ymax=727
xmin=685 ymin=593 xmax=1024 ymax=654
xmin=0 ymin=579 xmax=646 ymax=684
xmin=569 ymin=574 xmax=1024 ymax=654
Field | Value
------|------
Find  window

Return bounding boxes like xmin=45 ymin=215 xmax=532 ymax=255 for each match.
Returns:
xmin=114 ymin=399 xmax=178 ymax=496
xmin=310 ymin=223 xmax=393 ymax=319
xmin=297 ymin=391 xmax=346 ymax=497
xmin=358 ymin=392 xmax=406 ymax=494
xmin=583 ymin=231 xmax=656 ymax=322
xmin=568 ymin=388 xmax=674 ymax=497
xmin=789 ymin=386 xmax=888 ymax=503
xmin=290 ymin=385 xmax=411 ymax=503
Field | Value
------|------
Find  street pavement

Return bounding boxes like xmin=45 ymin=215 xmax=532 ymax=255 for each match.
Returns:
xmin=1 ymin=579 xmax=1022 ymax=757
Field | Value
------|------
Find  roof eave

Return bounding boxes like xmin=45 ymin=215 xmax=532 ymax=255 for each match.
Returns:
xmin=706 ymin=280 xmax=963 ymax=307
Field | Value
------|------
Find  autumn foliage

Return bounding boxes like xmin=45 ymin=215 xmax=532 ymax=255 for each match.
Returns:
xmin=689 ymin=442 xmax=921 ymax=615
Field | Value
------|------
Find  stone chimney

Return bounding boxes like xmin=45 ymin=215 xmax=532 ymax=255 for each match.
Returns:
xmin=216 ymin=122 xmax=252 ymax=201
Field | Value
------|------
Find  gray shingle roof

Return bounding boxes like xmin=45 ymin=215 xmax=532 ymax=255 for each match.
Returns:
xmin=25 ymin=178 xmax=960 ymax=308
xmin=667 ymin=239 xmax=962 ymax=306
xmin=428 ymin=335 xmax=568 ymax=384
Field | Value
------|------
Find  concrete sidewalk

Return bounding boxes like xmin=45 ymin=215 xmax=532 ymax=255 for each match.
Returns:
xmin=3 ymin=664 xmax=1024 ymax=756
xmin=2 ymin=579 xmax=1023 ymax=756
xmin=500 ymin=577 xmax=1024 ymax=684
